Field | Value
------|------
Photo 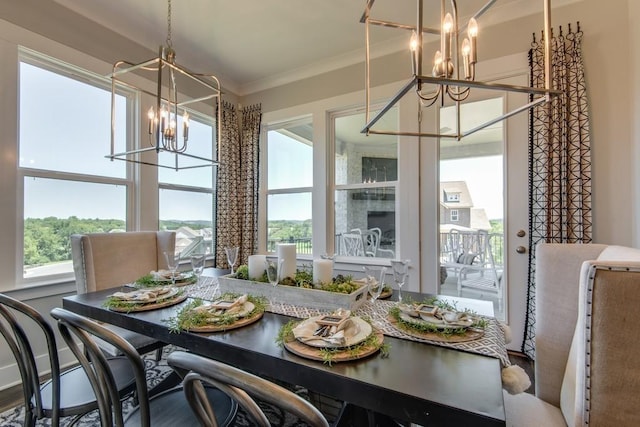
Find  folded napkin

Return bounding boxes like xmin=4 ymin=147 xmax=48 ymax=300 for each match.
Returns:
xmin=293 ymin=315 xmax=363 ymax=347
xmin=112 ymin=286 xmax=172 ymax=302
xmin=192 ymin=295 xmax=249 ymax=317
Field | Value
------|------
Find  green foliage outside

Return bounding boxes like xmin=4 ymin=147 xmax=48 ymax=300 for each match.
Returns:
xmin=267 ymin=219 xmax=312 ymax=241
xmin=24 ymin=217 xmax=210 ymax=269
xmin=24 ymin=217 xmax=125 ymax=267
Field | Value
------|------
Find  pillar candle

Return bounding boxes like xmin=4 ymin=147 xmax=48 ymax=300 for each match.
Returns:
xmin=247 ymin=254 xmax=266 ymax=280
xmin=313 ymin=259 xmax=333 ymax=285
xmin=277 ymin=243 xmax=297 ymax=279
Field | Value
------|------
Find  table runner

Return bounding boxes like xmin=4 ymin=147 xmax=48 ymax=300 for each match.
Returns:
xmin=188 ymin=277 xmax=510 ymax=367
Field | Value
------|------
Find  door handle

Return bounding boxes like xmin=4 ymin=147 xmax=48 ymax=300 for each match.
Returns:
xmin=516 ymin=246 xmax=527 ymax=254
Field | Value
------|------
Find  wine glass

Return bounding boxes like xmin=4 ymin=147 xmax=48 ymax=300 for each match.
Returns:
xmin=363 ymin=266 xmax=387 ymax=302
xmin=265 ymin=259 xmax=283 ymax=287
xmin=225 ymin=246 xmax=239 ymax=274
xmin=389 ymin=259 xmax=410 ymax=303
xmin=190 ymin=253 xmax=205 ymax=284
xmin=164 ymin=251 xmax=181 ymax=286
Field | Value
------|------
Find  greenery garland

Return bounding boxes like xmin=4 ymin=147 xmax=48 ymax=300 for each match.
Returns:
xmin=276 ymin=317 xmax=390 ymax=366
xmin=165 ymin=293 xmax=267 ymax=334
xmin=234 ymin=264 xmax=361 ymax=294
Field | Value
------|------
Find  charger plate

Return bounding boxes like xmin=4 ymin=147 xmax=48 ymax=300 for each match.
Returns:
xmin=183 ymin=302 xmax=264 ymax=332
xmin=388 ymin=315 xmax=484 ymax=343
xmin=107 ymin=288 xmax=187 ymax=313
xmin=284 ymin=329 xmax=384 ymax=363
xmin=135 ymin=271 xmax=198 ymax=287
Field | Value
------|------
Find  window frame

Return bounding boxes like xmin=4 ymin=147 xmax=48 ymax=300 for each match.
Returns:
xmin=261 ymin=116 xmax=314 ymax=255
xmin=157 ymin=110 xmax=217 ymax=258
xmin=450 ymin=209 xmax=459 ymax=222
xmin=16 ymin=48 xmax=135 ymax=286
xmin=330 ymin=105 xmax=399 ymax=261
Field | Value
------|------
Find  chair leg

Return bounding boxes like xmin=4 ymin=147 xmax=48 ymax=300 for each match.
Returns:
xmin=155 ymin=347 xmax=163 ymax=362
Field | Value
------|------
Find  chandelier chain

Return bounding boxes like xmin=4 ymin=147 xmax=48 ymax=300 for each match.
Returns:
xmin=166 ymin=0 xmax=172 ymax=47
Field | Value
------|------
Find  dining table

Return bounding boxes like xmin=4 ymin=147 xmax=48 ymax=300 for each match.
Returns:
xmin=61 ymin=270 xmax=507 ymax=426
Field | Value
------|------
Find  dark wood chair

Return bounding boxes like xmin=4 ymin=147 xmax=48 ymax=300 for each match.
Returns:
xmin=0 ymin=293 xmax=137 ymax=427
xmin=167 ymin=350 xmax=330 ymax=427
xmin=50 ymin=307 xmax=237 ymax=427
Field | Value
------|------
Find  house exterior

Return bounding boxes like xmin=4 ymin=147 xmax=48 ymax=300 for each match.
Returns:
xmin=440 ymin=181 xmax=491 ymax=231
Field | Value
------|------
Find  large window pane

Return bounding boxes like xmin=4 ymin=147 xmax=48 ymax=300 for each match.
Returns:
xmin=438 ymin=97 xmax=505 ymax=320
xmin=267 ymin=122 xmax=313 ymax=190
xmin=23 ymin=177 xmax=126 ymax=278
xmin=158 ymin=114 xmax=214 ymax=187
xmin=266 ymin=193 xmax=312 ymax=255
xmin=19 ymin=62 xmax=127 ymax=178
xmin=335 ymin=109 xmax=397 ymax=186
xmin=335 ymin=188 xmax=396 ymax=258
xmin=159 ymin=189 xmax=213 ymax=255
xmin=333 ymin=107 xmax=397 ymax=259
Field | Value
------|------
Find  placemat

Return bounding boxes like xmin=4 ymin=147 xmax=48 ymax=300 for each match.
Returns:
xmin=187 ymin=277 xmax=510 ymax=367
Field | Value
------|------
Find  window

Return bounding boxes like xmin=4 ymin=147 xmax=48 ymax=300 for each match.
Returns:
xmin=450 ymin=209 xmax=459 ymax=221
xmin=332 ymin=107 xmax=398 ymax=259
xmin=158 ymin=111 xmax=216 ymax=256
xmin=446 ymin=193 xmax=460 ymax=202
xmin=264 ymin=118 xmax=313 ymax=254
xmin=19 ymin=51 xmax=132 ymax=281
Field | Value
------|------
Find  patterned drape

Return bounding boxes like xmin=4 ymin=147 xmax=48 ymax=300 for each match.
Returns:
xmin=522 ymin=23 xmax=592 ymax=359
xmin=215 ymin=102 xmax=262 ymax=268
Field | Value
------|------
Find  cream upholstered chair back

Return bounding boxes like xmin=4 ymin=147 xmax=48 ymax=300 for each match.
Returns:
xmin=505 ymin=243 xmax=640 ymax=426
xmin=71 ymin=231 xmax=175 ymax=293
xmin=533 ymin=243 xmax=608 ymax=405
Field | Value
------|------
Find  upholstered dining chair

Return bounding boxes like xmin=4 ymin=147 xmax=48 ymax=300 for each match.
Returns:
xmin=167 ymin=350 xmax=330 ymax=427
xmin=503 ymin=243 xmax=640 ymax=426
xmin=50 ymin=308 xmax=238 ymax=427
xmin=0 ymin=293 xmax=137 ymax=427
xmin=70 ymin=231 xmax=175 ymax=360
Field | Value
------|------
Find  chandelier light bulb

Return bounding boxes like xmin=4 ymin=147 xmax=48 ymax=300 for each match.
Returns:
xmin=468 ymin=17 xmax=478 ymax=38
xmin=410 ymin=31 xmax=419 ymax=52
xmin=443 ymin=13 xmax=453 ymax=33
xmin=461 ymin=38 xmax=471 ymax=56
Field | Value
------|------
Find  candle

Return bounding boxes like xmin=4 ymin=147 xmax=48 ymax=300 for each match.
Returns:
xmin=276 ymin=243 xmax=297 ymax=279
xmin=313 ymin=259 xmax=333 ymax=285
xmin=247 ymin=255 xmax=266 ymax=280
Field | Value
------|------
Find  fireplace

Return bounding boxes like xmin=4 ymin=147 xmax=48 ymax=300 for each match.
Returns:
xmin=367 ymin=211 xmax=395 ymax=245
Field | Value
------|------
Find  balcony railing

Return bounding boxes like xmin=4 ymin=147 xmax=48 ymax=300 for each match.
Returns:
xmin=267 ymin=237 xmax=313 ymax=254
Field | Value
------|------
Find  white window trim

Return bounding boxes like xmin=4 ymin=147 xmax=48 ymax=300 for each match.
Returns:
xmin=16 ymin=48 xmax=136 ymax=288
xmin=260 ymin=116 xmax=314 ymax=256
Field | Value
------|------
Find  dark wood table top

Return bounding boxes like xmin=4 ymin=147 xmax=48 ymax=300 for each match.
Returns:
xmin=62 ymin=287 xmax=505 ymax=426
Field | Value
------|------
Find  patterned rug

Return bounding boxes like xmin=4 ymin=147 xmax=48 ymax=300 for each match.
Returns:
xmin=0 ymin=346 xmax=316 ymax=426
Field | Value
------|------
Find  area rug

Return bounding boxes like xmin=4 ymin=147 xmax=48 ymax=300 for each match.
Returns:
xmin=0 ymin=346 xmax=315 ymax=426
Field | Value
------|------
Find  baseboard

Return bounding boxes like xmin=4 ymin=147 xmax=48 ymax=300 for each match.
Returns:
xmin=0 ymin=346 xmax=77 ymax=392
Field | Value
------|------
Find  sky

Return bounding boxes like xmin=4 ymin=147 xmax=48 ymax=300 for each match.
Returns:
xmin=21 ymin=61 xmax=214 ymax=222
xmin=20 ymin=61 xmax=503 ymax=224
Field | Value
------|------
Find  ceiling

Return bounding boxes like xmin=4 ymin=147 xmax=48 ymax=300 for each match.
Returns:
xmin=50 ymin=0 xmax=575 ymax=96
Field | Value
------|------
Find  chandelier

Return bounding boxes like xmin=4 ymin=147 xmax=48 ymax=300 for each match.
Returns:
xmin=360 ymin=0 xmax=562 ymax=139
xmin=107 ymin=0 xmax=221 ymax=170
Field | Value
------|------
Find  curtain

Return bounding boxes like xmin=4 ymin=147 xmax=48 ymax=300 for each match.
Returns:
xmin=215 ymin=102 xmax=262 ymax=268
xmin=522 ymin=23 xmax=592 ymax=359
